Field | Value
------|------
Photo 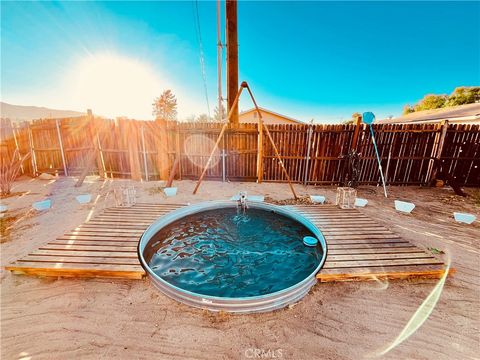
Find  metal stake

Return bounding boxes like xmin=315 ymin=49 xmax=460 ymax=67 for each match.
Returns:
xmin=369 ymin=125 xmax=388 ymax=197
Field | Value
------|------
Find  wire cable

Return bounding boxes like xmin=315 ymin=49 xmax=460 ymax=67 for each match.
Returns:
xmin=192 ymin=0 xmax=211 ymax=119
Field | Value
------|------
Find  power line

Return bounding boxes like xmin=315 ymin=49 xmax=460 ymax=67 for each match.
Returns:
xmin=192 ymin=0 xmax=211 ymax=119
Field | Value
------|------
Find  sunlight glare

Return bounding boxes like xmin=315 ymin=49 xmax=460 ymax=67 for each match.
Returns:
xmin=69 ymin=53 xmax=161 ymax=119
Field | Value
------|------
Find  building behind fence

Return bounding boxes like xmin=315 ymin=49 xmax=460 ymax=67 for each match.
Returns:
xmin=1 ymin=116 xmax=479 ymax=186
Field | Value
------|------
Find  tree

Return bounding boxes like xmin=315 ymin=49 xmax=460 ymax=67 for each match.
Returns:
xmin=343 ymin=112 xmax=361 ymax=125
xmin=152 ymin=90 xmax=177 ymax=121
xmin=185 ymin=114 xmax=196 ymax=122
xmin=214 ymin=103 xmax=226 ymax=121
xmin=196 ymin=114 xmax=212 ymax=123
xmin=402 ymin=86 xmax=480 ymax=114
xmin=413 ymin=94 xmax=448 ymax=112
xmin=446 ymin=86 xmax=480 ymax=106
xmin=403 ymin=105 xmax=415 ymax=115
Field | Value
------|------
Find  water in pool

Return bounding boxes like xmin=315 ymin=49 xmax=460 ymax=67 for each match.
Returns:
xmin=145 ymin=208 xmax=322 ymax=298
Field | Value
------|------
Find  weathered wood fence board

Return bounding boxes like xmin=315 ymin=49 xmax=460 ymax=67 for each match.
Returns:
xmin=1 ymin=117 xmax=479 ymax=186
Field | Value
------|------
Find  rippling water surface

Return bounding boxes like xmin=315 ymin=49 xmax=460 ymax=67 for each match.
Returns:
xmin=145 ymin=208 xmax=322 ymax=297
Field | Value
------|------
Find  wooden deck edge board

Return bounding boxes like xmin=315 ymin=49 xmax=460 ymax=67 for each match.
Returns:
xmin=316 ymin=268 xmax=456 ymax=282
xmin=5 ymin=266 xmax=145 ymax=280
xmin=5 ymin=267 xmax=146 ymax=280
xmin=6 ymin=261 xmax=144 ymax=271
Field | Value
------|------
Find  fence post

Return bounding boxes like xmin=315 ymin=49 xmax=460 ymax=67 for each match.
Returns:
xmin=303 ymin=123 xmax=313 ymax=185
xmin=96 ymin=128 xmax=106 ymax=178
xmin=55 ymin=119 xmax=68 ymax=176
xmin=222 ymin=128 xmax=226 ymax=182
xmin=159 ymin=120 xmax=170 ymax=180
xmin=87 ymin=110 xmax=106 ymax=178
xmin=429 ymin=120 xmax=449 ymax=183
xmin=126 ymin=120 xmax=142 ymax=181
xmin=27 ymin=123 xmax=37 ymax=176
xmin=257 ymin=121 xmax=263 ymax=183
xmin=351 ymin=114 xmax=362 ymax=151
xmin=175 ymin=122 xmax=182 ymax=180
xmin=11 ymin=123 xmax=24 ymax=174
xmin=140 ymin=124 xmax=149 ymax=181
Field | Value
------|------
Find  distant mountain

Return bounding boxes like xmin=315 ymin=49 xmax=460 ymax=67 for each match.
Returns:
xmin=0 ymin=102 xmax=85 ymax=122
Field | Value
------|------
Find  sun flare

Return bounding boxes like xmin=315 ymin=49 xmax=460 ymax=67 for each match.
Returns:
xmin=69 ymin=53 xmax=162 ymax=119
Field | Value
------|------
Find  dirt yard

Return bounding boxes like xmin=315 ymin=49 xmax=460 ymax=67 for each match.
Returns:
xmin=1 ymin=176 xmax=479 ymax=360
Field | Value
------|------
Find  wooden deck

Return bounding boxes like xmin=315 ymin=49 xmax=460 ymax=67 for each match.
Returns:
xmin=5 ymin=203 xmax=184 ymax=279
xmin=287 ymin=205 xmax=449 ymax=282
xmin=5 ymin=203 xmax=449 ymax=281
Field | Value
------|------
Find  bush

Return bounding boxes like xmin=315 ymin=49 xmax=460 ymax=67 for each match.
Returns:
xmin=0 ymin=149 xmax=31 ymax=196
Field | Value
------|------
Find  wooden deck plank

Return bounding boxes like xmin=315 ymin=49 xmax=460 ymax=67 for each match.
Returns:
xmin=328 ymin=247 xmax=426 ymax=254
xmin=56 ymin=235 xmax=140 ymax=241
xmin=6 ymin=203 xmax=450 ymax=282
xmin=70 ymin=227 xmax=146 ymax=234
xmin=325 ymin=234 xmax=401 ymax=240
xmin=83 ymin=222 xmax=154 ymax=227
xmin=39 ymin=244 xmax=138 ymax=252
xmin=31 ymin=249 xmax=139 ymax=258
xmin=324 ymin=239 xmax=408 ymax=244
xmin=327 ymin=243 xmax=416 ymax=249
xmin=21 ymin=255 xmax=140 ymax=265
xmin=323 ymin=258 xmax=444 ymax=269
xmin=326 ymin=253 xmax=437 ymax=261
xmin=50 ymin=240 xmax=138 ymax=247
xmin=63 ymin=231 xmax=143 ymax=238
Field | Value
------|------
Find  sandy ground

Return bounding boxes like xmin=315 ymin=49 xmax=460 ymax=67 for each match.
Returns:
xmin=1 ymin=176 xmax=479 ymax=360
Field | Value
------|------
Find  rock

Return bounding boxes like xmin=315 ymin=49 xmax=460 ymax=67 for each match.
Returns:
xmin=38 ymin=173 xmax=56 ymax=180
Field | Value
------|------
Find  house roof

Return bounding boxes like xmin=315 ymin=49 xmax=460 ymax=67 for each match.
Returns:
xmin=239 ymin=107 xmax=305 ymax=124
xmin=377 ymin=103 xmax=480 ymax=124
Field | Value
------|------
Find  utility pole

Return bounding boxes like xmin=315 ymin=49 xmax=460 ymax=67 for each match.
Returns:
xmin=217 ymin=0 xmax=223 ymax=121
xmin=226 ymin=0 xmax=239 ymax=125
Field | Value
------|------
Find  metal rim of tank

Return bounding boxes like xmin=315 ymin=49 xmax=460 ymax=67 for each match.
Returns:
xmin=138 ymin=200 xmax=328 ymax=314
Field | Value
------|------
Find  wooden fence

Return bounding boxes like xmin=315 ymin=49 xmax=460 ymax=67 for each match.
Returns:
xmin=1 ymin=117 xmax=479 ymax=186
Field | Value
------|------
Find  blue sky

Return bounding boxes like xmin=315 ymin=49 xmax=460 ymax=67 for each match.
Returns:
xmin=1 ymin=1 xmax=479 ymax=122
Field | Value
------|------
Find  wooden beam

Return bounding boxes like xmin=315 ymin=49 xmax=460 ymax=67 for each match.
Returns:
xmin=192 ymin=122 xmax=229 ymax=194
xmin=226 ymin=0 xmax=239 ymax=125
xmin=166 ymin=156 xmax=180 ymax=188
xmin=244 ymin=83 xmax=264 ymax=183
xmin=75 ymin=112 xmax=105 ymax=187
xmin=193 ymin=84 xmax=245 ymax=194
